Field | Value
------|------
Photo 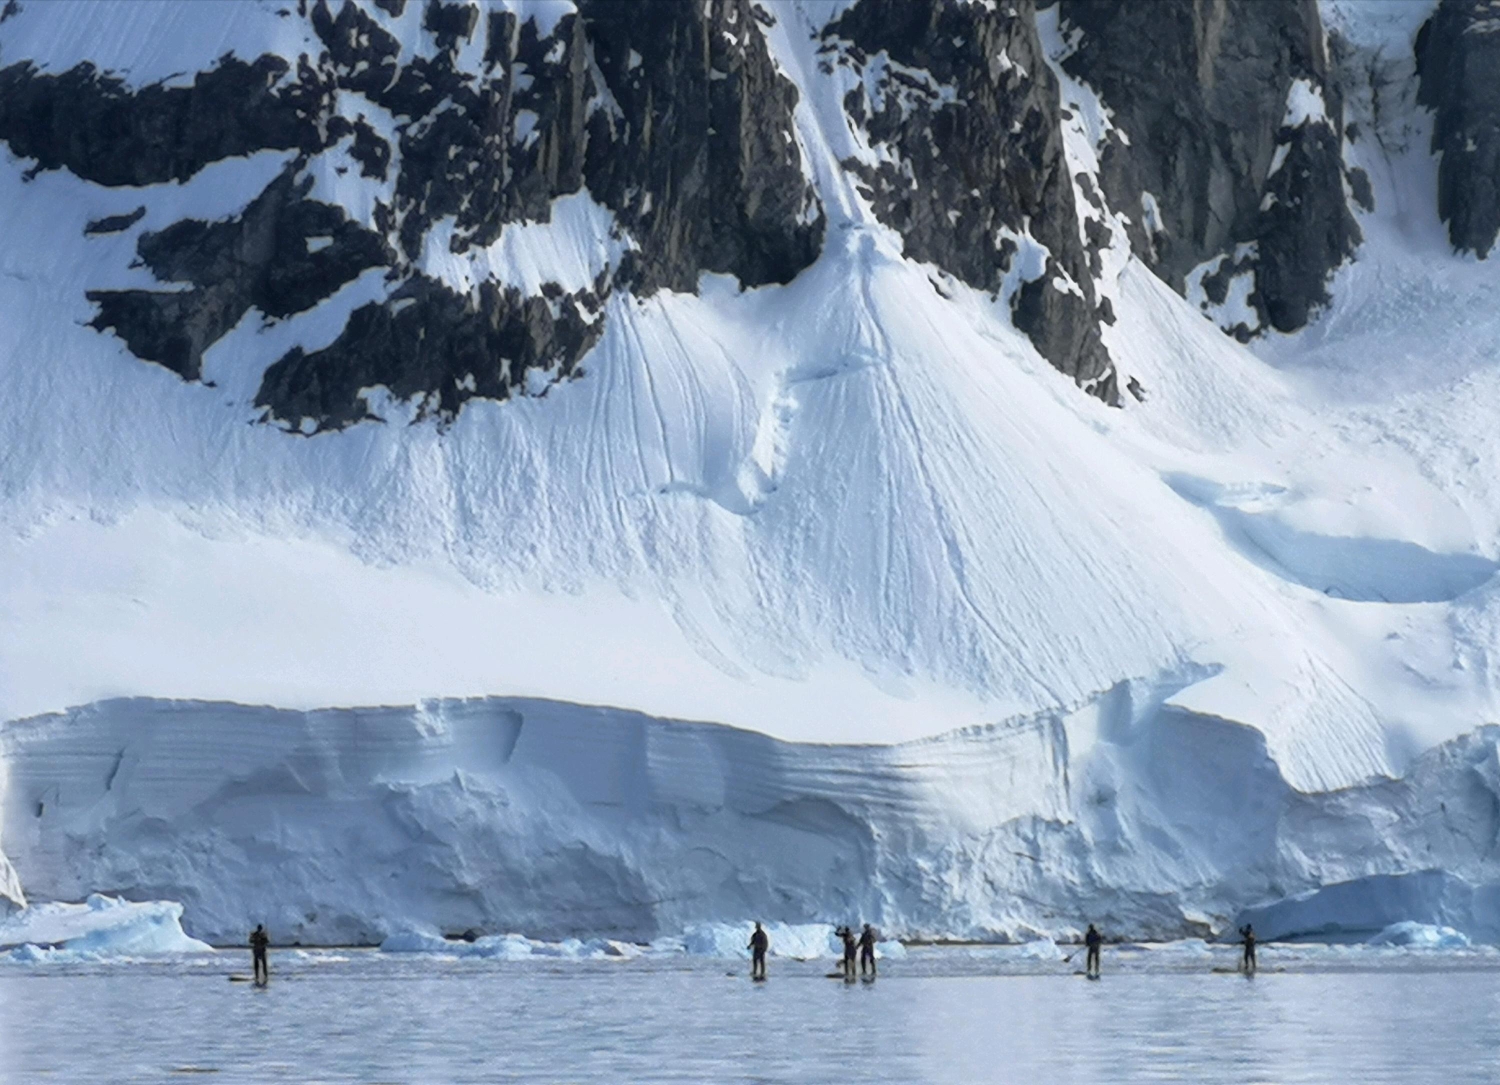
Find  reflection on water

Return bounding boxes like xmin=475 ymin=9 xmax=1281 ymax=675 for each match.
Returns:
xmin=3 ymin=948 xmax=1500 ymax=1083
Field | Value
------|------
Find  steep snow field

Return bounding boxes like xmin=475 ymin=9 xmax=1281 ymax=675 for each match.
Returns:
xmin=1 ymin=0 xmax=1498 ymax=939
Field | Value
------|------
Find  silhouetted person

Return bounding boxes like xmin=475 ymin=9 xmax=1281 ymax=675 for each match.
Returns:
xmin=749 ymin=922 xmax=769 ymax=979
xmin=1085 ymin=923 xmax=1102 ymax=978
xmin=250 ymin=924 xmax=270 ymax=985
xmin=858 ymin=923 xmax=878 ymax=977
xmin=837 ymin=925 xmax=857 ymax=980
xmin=1239 ymin=924 xmax=1257 ymax=974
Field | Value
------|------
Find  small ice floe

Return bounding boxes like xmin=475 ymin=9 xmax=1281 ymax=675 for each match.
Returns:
xmin=378 ymin=923 xmax=633 ymax=960
xmin=1365 ymin=922 xmax=1470 ymax=950
xmin=0 ymin=894 xmax=211 ymax=963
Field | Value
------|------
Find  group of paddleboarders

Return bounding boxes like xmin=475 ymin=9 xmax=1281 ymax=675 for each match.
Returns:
xmin=836 ymin=923 xmax=879 ymax=979
xmin=245 ymin=917 xmax=1260 ymax=982
xmin=1080 ymin=922 xmax=1258 ymax=978
xmin=746 ymin=921 xmax=880 ymax=980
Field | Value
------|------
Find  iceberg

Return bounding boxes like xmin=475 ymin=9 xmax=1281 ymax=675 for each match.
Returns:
xmin=0 ymin=894 xmax=211 ymax=962
xmin=1365 ymin=922 xmax=1471 ymax=950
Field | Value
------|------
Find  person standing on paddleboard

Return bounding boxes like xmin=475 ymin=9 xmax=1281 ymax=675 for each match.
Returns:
xmin=749 ymin=922 xmax=769 ymax=979
xmin=837 ymin=926 xmax=858 ymax=980
xmin=250 ymin=924 xmax=270 ymax=985
xmin=1084 ymin=923 xmax=1102 ymax=978
xmin=1239 ymin=924 xmax=1257 ymax=974
xmin=858 ymin=924 xmax=878 ymax=977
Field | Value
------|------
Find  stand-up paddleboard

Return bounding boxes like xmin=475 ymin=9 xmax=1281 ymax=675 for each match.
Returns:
xmin=752 ymin=975 xmax=767 ymax=982
xmin=826 ymin=971 xmax=847 ymax=979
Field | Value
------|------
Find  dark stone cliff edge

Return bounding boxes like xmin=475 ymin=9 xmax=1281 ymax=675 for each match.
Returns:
xmin=1417 ymin=0 xmax=1500 ymax=258
xmin=1057 ymin=0 xmax=1361 ymax=338
xmin=0 ymin=0 xmax=1496 ymax=430
xmin=825 ymin=0 xmax=1117 ymax=401
xmin=0 ymin=0 xmax=823 ymax=431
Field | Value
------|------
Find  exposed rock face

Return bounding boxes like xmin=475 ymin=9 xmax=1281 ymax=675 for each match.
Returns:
xmin=0 ymin=55 xmax=322 ymax=186
xmin=580 ymin=0 xmax=823 ymax=294
xmin=1417 ymin=0 xmax=1500 ymax=258
xmin=4 ymin=0 xmax=1496 ymax=430
xmin=1057 ymin=0 xmax=1361 ymax=336
xmin=89 ymin=166 xmax=391 ymax=384
xmin=824 ymin=0 xmax=1116 ymax=401
xmin=0 ymin=0 xmax=823 ymax=431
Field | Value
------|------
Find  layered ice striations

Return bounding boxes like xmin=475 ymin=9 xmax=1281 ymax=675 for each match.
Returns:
xmin=9 ymin=693 xmax=1500 ymax=946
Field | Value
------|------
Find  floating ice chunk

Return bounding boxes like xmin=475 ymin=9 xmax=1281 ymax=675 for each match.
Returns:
xmin=379 ymin=923 xmax=624 ymax=960
xmin=0 ymin=895 xmax=211 ymax=962
xmin=1135 ymin=939 xmax=1215 ymax=960
xmin=1366 ymin=922 xmax=1470 ymax=949
xmin=989 ymin=938 xmax=1064 ymax=962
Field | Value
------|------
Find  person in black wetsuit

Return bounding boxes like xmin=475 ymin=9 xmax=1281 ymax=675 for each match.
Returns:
xmin=836 ymin=926 xmax=857 ymax=980
xmin=1239 ymin=924 xmax=1257 ymax=974
xmin=1084 ymin=923 xmax=1102 ymax=978
xmin=749 ymin=922 xmax=769 ymax=979
xmin=858 ymin=923 xmax=878 ymax=977
xmin=250 ymin=924 xmax=270 ymax=985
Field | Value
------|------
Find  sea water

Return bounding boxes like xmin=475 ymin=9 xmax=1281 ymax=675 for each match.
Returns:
xmin=3 ymin=946 xmax=1500 ymax=1083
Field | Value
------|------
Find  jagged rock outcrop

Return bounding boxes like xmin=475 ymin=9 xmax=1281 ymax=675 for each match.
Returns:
xmin=1056 ymin=0 xmax=1361 ymax=337
xmin=824 ymin=0 xmax=1117 ymax=401
xmin=88 ymin=166 xmax=391 ymax=384
xmin=1417 ymin=0 xmax=1500 ymax=258
xmin=6 ymin=0 xmax=1496 ymax=427
xmin=0 ymin=0 xmax=823 ymax=431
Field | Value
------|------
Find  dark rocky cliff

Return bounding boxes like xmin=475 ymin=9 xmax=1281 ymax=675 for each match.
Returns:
xmin=1056 ymin=0 xmax=1362 ymax=338
xmin=823 ymin=0 xmax=1115 ymax=401
xmin=1417 ymin=0 xmax=1500 ymax=258
xmin=0 ymin=0 xmax=823 ymax=431
xmin=0 ymin=0 xmax=1494 ymax=432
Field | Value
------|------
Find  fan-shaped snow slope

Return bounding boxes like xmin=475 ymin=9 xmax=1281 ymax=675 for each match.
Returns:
xmin=0 ymin=0 xmax=1496 ymax=773
xmin=7 ymin=202 xmax=1492 ymax=788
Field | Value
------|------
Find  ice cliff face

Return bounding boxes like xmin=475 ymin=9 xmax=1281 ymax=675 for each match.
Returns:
xmin=13 ymin=694 xmax=1500 ymax=945
xmin=3 ymin=0 xmax=1500 ymax=939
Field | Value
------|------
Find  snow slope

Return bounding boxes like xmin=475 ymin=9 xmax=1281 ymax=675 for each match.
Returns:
xmin=1 ymin=0 xmax=1498 ymax=937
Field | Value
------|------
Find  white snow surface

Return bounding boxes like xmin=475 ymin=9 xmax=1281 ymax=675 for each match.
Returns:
xmin=1 ymin=0 xmax=1499 ymax=942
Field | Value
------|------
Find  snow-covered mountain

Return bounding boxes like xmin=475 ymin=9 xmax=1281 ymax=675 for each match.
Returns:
xmin=2 ymin=0 xmax=1499 ymax=944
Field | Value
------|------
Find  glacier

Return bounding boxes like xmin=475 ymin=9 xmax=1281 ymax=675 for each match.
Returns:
xmin=0 ymin=894 xmax=210 ymax=961
xmin=1 ymin=0 xmax=1499 ymax=944
xmin=9 ymin=694 xmax=1500 ymax=946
